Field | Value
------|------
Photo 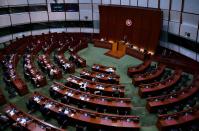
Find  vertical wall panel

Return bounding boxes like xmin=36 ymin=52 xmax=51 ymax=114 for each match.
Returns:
xmin=11 ymin=13 xmax=30 ymax=25
xmin=168 ymin=21 xmax=180 ymax=35
xmin=8 ymin=0 xmax=28 ymax=5
xmin=93 ymin=13 xmax=99 ymax=20
xmin=93 ymin=0 xmax=101 ymax=3
xmin=80 ymin=11 xmax=92 ymax=20
xmin=49 ymin=12 xmax=65 ymax=21
xmin=66 ymin=12 xmax=79 ymax=20
xmin=182 ymin=13 xmax=199 ymax=26
xmin=79 ymin=4 xmax=92 ymax=20
xmin=180 ymin=13 xmax=199 ymax=41
xmin=160 ymin=0 xmax=170 ymax=9
xmin=171 ymin=0 xmax=182 ymax=11
xmin=148 ymin=0 xmax=158 ymax=8
xmin=170 ymin=11 xmax=181 ymax=22
xmin=30 ymin=11 xmax=48 ymax=23
xmin=47 ymin=0 xmax=64 ymax=3
xmin=130 ymin=0 xmax=138 ymax=6
xmin=121 ymin=0 xmax=130 ymax=5
xmin=67 ymin=27 xmax=80 ymax=32
xmin=102 ymin=0 xmax=111 ymax=4
xmin=111 ymin=0 xmax=120 ymax=5
xmin=138 ymin=0 xmax=147 ymax=7
xmin=93 ymin=4 xmax=99 ymax=20
xmin=162 ymin=20 xmax=169 ymax=31
xmin=0 ymin=0 xmax=8 ymax=6
xmin=184 ymin=0 xmax=199 ymax=14
xmin=28 ymin=0 xmax=46 ymax=4
xmin=180 ymin=24 xmax=198 ymax=41
xmin=0 ymin=15 xmax=11 ymax=27
xmin=65 ymin=0 xmax=78 ymax=3
xmin=93 ymin=4 xmax=99 ymax=12
xmin=79 ymin=0 xmax=91 ymax=3
xmin=162 ymin=10 xmax=169 ymax=20
xmin=81 ymin=28 xmax=93 ymax=33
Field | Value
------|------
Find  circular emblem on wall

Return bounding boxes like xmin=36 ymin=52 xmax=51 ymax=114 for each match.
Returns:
xmin=126 ymin=19 xmax=132 ymax=27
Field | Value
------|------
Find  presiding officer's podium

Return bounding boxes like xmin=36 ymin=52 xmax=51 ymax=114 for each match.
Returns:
xmin=105 ymin=41 xmax=126 ymax=59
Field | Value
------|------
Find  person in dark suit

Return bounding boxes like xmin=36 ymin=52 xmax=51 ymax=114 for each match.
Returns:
xmin=57 ymin=108 xmax=69 ymax=127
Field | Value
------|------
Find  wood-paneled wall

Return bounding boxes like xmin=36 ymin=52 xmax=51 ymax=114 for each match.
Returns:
xmin=99 ymin=5 xmax=162 ymax=52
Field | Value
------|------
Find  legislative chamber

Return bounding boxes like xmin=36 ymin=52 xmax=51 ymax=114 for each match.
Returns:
xmin=0 ymin=1 xmax=199 ymax=131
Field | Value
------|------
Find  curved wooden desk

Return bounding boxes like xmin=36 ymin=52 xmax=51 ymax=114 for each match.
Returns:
xmin=92 ymin=64 xmax=119 ymax=77
xmin=80 ymin=69 xmax=120 ymax=84
xmin=127 ymin=60 xmax=151 ymax=77
xmin=146 ymin=85 xmax=199 ymax=113
xmin=93 ymin=39 xmax=112 ymax=49
xmin=132 ymin=64 xmax=166 ymax=85
xmin=29 ymin=92 xmax=140 ymax=130
xmin=156 ymin=106 xmax=199 ymax=131
xmin=24 ymin=53 xmax=47 ymax=87
xmin=66 ymin=75 xmax=125 ymax=97
xmin=50 ymin=82 xmax=132 ymax=114
xmin=4 ymin=104 xmax=64 ymax=131
xmin=2 ymin=54 xmax=29 ymax=96
xmin=93 ymin=39 xmax=147 ymax=60
xmin=125 ymin=47 xmax=146 ymax=60
xmin=69 ymin=38 xmax=88 ymax=53
xmin=138 ymin=69 xmax=182 ymax=98
xmin=69 ymin=53 xmax=86 ymax=68
xmin=54 ymin=53 xmax=75 ymax=73
xmin=38 ymin=54 xmax=62 ymax=80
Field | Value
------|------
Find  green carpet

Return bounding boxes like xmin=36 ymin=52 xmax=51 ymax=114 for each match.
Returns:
xmin=0 ymin=44 xmax=162 ymax=131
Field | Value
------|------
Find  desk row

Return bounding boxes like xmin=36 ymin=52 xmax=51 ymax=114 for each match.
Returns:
xmin=66 ymin=75 xmax=125 ymax=97
xmin=80 ymin=69 xmax=120 ymax=84
xmin=27 ymin=92 xmax=140 ymax=130
xmin=50 ymin=82 xmax=132 ymax=114
xmin=3 ymin=104 xmax=65 ymax=131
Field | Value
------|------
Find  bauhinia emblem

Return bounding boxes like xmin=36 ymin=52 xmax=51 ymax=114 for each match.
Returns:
xmin=126 ymin=19 xmax=132 ymax=27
